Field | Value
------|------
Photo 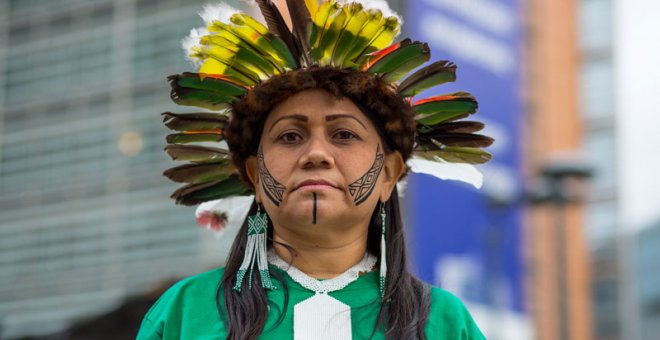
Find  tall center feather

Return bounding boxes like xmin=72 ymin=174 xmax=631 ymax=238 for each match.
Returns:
xmin=256 ymin=0 xmax=302 ymax=67
xmin=286 ymin=0 xmax=312 ymax=66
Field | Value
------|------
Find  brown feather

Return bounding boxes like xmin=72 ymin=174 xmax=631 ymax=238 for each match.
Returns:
xmin=170 ymin=175 xmax=249 ymax=206
xmin=162 ymin=112 xmax=228 ymax=132
xmin=170 ymin=181 xmax=221 ymax=206
xmin=418 ymin=133 xmax=494 ymax=148
xmin=164 ymin=144 xmax=229 ymax=163
xmin=398 ymin=60 xmax=456 ymax=97
xmin=163 ymin=163 xmax=233 ymax=184
xmin=420 ymin=121 xmax=485 ymax=134
xmin=255 ymin=0 xmax=301 ymax=66
xmin=286 ymin=0 xmax=312 ymax=65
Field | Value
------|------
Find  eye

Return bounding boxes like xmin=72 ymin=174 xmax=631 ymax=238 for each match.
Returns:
xmin=278 ymin=131 xmax=303 ymax=143
xmin=333 ymin=129 xmax=358 ymax=141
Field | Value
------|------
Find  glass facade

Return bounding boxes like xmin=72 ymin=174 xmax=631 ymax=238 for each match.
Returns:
xmin=578 ymin=0 xmax=620 ymax=338
xmin=635 ymin=223 xmax=660 ymax=340
xmin=0 ymin=0 xmax=219 ymax=338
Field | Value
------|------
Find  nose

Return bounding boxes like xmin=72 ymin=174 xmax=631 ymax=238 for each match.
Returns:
xmin=298 ymin=134 xmax=335 ymax=169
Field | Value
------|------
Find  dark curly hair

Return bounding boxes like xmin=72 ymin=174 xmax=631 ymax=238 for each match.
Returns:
xmin=224 ymin=66 xmax=417 ymax=187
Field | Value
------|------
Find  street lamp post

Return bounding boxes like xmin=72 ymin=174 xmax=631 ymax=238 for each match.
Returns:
xmin=528 ymin=160 xmax=592 ymax=340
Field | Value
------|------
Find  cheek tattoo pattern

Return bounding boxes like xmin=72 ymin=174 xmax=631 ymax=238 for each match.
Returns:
xmin=257 ymin=146 xmax=286 ymax=206
xmin=348 ymin=145 xmax=385 ymax=205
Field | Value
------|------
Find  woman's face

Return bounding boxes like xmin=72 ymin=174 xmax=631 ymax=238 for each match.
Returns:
xmin=245 ymin=89 xmax=404 ymax=241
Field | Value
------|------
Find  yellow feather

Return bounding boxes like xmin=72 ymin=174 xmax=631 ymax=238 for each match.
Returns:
xmin=305 ymin=0 xmax=319 ymax=16
xmin=200 ymin=59 xmax=258 ymax=86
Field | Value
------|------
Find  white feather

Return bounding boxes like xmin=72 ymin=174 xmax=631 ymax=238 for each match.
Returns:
xmin=199 ymin=2 xmax=241 ymax=25
xmin=337 ymin=0 xmax=403 ymax=24
xmin=195 ymin=195 xmax=254 ymax=238
xmin=181 ymin=27 xmax=209 ymax=67
xmin=396 ymin=180 xmax=407 ymax=198
xmin=407 ymin=157 xmax=483 ymax=189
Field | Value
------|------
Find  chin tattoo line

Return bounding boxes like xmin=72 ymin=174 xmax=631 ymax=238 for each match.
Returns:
xmin=312 ymin=192 xmax=317 ymax=224
xmin=257 ymin=146 xmax=286 ymax=206
xmin=348 ymin=145 xmax=385 ymax=205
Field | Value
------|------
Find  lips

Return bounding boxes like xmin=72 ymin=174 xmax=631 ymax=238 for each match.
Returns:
xmin=295 ymin=179 xmax=337 ymax=191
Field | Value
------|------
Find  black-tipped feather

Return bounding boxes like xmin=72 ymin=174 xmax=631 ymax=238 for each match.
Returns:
xmin=166 ymin=132 xmax=224 ymax=144
xmin=256 ymin=0 xmax=301 ymax=67
xmin=164 ymin=145 xmax=229 ymax=163
xmin=418 ymin=121 xmax=485 ymax=134
xmin=164 ymin=162 xmax=234 ymax=184
xmin=398 ymin=60 xmax=457 ymax=97
xmin=286 ymin=0 xmax=312 ymax=65
xmin=418 ymin=133 xmax=494 ymax=148
xmin=162 ymin=112 xmax=228 ymax=132
xmin=171 ymin=175 xmax=251 ymax=206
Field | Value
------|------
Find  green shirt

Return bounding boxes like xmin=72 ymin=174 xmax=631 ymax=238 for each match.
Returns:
xmin=137 ymin=267 xmax=485 ymax=339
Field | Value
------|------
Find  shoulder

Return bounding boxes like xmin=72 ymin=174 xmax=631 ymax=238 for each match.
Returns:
xmin=425 ymin=287 xmax=486 ymax=339
xmin=136 ymin=268 xmax=227 ymax=340
xmin=147 ymin=267 xmax=225 ymax=314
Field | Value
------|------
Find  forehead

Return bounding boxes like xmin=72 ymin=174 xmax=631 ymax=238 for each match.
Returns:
xmin=265 ymin=89 xmax=373 ymax=127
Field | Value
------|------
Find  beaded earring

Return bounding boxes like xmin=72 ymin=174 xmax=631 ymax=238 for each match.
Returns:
xmin=233 ymin=202 xmax=275 ymax=291
xmin=379 ymin=202 xmax=387 ymax=298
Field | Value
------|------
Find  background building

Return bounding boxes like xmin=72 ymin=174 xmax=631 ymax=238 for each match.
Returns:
xmin=634 ymin=221 xmax=660 ymax=340
xmin=526 ymin=0 xmax=593 ymax=339
xmin=577 ymin=0 xmax=621 ymax=338
xmin=0 ymin=0 xmax=227 ymax=337
xmin=578 ymin=0 xmax=660 ymax=339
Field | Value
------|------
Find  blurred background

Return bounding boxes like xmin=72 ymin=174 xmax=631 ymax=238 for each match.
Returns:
xmin=1 ymin=0 xmax=658 ymax=339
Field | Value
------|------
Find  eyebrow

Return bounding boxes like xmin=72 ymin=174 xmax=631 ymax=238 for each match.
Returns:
xmin=325 ymin=114 xmax=367 ymax=129
xmin=269 ymin=114 xmax=308 ymax=132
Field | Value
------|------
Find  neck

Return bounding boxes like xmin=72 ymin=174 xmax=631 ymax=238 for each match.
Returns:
xmin=271 ymin=227 xmax=369 ymax=279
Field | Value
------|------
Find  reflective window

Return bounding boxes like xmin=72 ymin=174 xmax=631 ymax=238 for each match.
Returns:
xmin=584 ymin=129 xmax=616 ymax=191
xmin=579 ymin=0 xmax=612 ymax=51
xmin=584 ymin=200 xmax=617 ymax=249
xmin=580 ymin=58 xmax=614 ymax=120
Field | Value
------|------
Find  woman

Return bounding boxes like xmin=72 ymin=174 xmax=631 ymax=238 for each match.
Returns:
xmin=139 ymin=1 xmax=491 ymax=339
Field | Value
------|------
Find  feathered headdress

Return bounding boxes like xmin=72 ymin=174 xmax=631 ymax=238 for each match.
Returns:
xmin=162 ymin=0 xmax=493 ymax=229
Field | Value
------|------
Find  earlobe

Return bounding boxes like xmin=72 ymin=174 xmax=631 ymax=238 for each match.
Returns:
xmin=245 ymin=156 xmax=261 ymax=199
xmin=380 ymin=151 xmax=405 ymax=201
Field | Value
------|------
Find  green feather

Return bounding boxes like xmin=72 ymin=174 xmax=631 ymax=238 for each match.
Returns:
xmin=398 ymin=61 xmax=457 ymax=98
xmin=166 ymin=133 xmax=224 ymax=144
xmin=309 ymin=1 xmax=342 ymax=59
xmin=416 ymin=147 xmax=492 ymax=164
xmin=171 ymin=175 xmax=251 ymax=206
xmin=364 ymin=39 xmax=430 ymax=82
xmin=414 ymin=92 xmax=478 ymax=126
xmin=164 ymin=145 xmax=229 ymax=163
xmin=340 ymin=10 xmax=383 ymax=66
xmin=173 ymin=73 xmax=248 ymax=97
xmin=353 ymin=16 xmax=400 ymax=65
xmin=201 ymin=35 xmax=278 ymax=77
xmin=313 ymin=4 xmax=348 ymax=62
xmin=418 ymin=133 xmax=494 ymax=148
xmin=201 ymin=47 xmax=263 ymax=83
xmin=330 ymin=3 xmax=368 ymax=66
xmin=161 ymin=112 xmax=228 ymax=132
xmin=169 ymin=89 xmax=234 ymax=111
xmin=164 ymin=163 xmax=234 ymax=184
xmin=227 ymin=14 xmax=297 ymax=70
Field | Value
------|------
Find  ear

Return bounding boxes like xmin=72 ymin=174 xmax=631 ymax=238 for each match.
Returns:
xmin=245 ymin=156 xmax=262 ymax=202
xmin=379 ymin=150 xmax=405 ymax=202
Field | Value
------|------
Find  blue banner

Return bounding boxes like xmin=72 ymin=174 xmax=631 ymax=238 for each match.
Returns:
xmin=404 ymin=0 xmax=525 ymax=317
